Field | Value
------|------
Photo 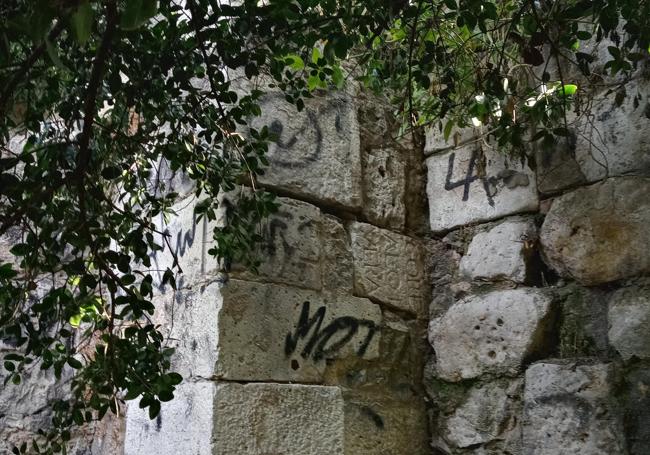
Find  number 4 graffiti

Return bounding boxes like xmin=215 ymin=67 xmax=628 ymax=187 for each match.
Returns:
xmin=444 ymin=150 xmax=496 ymax=206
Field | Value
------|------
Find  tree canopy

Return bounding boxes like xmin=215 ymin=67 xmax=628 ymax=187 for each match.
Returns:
xmin=1 ymin=0 xmax=648 ymax=452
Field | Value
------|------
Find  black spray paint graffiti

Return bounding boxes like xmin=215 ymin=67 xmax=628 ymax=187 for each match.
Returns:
xmin=261 ymin=94 xmax=345 ymax=168
xmin=444 ymin=150 xmax=497 ymax=206
xmin=285 ymin=301 xmax=378 ymax=362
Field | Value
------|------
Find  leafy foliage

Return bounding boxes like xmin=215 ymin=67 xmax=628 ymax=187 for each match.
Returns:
xmin=0 ymin=0 xmax=648 ymax=452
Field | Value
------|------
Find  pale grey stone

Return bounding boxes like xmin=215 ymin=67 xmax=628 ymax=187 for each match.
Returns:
xmin=344 ymin=395 xmax=429 ymax=455
xmin=459 ymin=219 xmax=537 ymax=283
xmin=361 ymin=147 xmax=407 ymax=230
xmin=231 ymin=197 xmax=323 ymax=290
xmin=124 ymin=381 xmax=216 ymax=455
xmin=523 ymin=362 xmax=627 ymax=455
xmin=608 ymin=284 xmax=650 ymax=361
xmin=216 ymin=279 xmax=381 ymax=382
xmin=250 ymin=90 xmax=363 ymax=210
xmin=321 ymin=214 xmax=354 ymax=294
xmin=426 ymin=144 xmax=538 ymax=232
xmin=429 ymin=288 xmax=553 ymax=381
xmin=213 ymin=383 xmax=345 ymax=455
xmin=540 ymin=177 xmax=650 ymax=285
xmin=425 ymin=123 xmax=479 ymax=153
xmin=349 ymin=222 xmax=426 ymax=314
xmin=443 ymin=380 xmax=521 ymax=448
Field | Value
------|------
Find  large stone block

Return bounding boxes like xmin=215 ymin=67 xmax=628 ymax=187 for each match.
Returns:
xmin=349 ymin=222 xmax=426 ymax=314
xmin=443 ymin=379 xmax=521 ymax=449
xmin=213 ymin=383 xmax=345 ymax=455
xmin=426 ymin=145 xmax=538 ymax=232
xmin=535 ymin=81 xmax=650 ymax=194
xmin=608 ymin=283 xmax=650 ymax=361
xmin=428 ymin=288 xmax=553 ymax=381
xmin=250 ymin=91 xmax=363 ymax=210
xmin=343 ymin=394 xmax=429 ymax=455
xmin=540 ymin=177 xmax=650 ymax=285
xmin=459 ymin=218 xmax=537 ymax=283
xmin=523 ymin=362 xmax=627 ymax=455
xmin=216 ymin=280 xmax=382 ymax=382
xmin=361 ymin=147 xmax=407 ymax=230
xmin=124 ymin=381 xmax=216 ymax=455
xmin=232 ymin=197 xmax=353 ymax=293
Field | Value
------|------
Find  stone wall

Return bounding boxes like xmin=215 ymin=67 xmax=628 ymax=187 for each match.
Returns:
xmin=122 ymin=87 xmax=433 ymax=455
xmin=3 ymin=72 xmax=650 ymax=455
xmin=424 ymin=75 xmax=650 ymax=454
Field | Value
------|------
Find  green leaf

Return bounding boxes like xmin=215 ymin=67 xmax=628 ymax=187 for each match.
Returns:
xmin=311 ymin=47 xmax=322 ymax=65
xmin=69 ymin=313 xmax=82 ymax=328
xmin=45 ymin=38 xmax=68 ymax=71
xmin=101 ymin=166 xmax=122 ymax=179
xmin=284 ymin=54 xmax=304 ymax=70
xmin=121 ymin=0 xmax=159 ymax=31
xmin=148 ymin=399 xmax=161 ymax=419
xmin=67 ymin=357 xmax=83 ymax=369
xmin=70 ymin=1 xmax=94 ymax=45
xmin=559 ymin=84 xmax=578 ymax=96
xmin=0 ymin=263 xmax=17 ymax=279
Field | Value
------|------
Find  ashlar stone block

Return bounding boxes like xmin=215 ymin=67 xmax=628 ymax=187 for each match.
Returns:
xmin=608 ymin=283 xmax=650 ymax=361
xmin=216 ymin=279 xmax=382 ymax=382
xmin=349 ymin=222 xmax=426 ymax=315
xmin=426 ymin=145 xmax=538 ymax=232
xmin=250 ymin=91 xmax=363 ymax=210
xmin=428 ymin=288 xmax=553 ymax=381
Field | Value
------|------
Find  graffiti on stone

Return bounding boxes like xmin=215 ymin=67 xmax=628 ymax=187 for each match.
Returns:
xmin=285 ymin=301 xmax=378 ymax=362
xmin=444 ymin=150 xmax=497 ymax=206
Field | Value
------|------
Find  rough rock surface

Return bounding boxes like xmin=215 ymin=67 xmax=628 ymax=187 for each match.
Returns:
xmin=443 ymin=379 xmax=522 ymax=449
xmin=250 ymin=91 xmax=362 ymax=210
xmin=459 ymin=219 xmax=537 ymax=283
xmin=349 ymin=222 xmax=426 ymax=314
xmin=361 ymin=147 xmax=407 ymax=230
xmin=522 ymin=362 xmax=627 ymax=455
xmin=213 ymin=383 xmax=345 ymax=455
xmin=426 ymin=144 xmax=538 ymax=232
xmin=608 ymin=283 xmax=650 ymax=361
xmin=540 ymin=177 xmax=650 ymax=285
xmin=429 ymin=288 xmax=553 ymax=381
xmin=216 ymin=279 xmax=382 ymax=382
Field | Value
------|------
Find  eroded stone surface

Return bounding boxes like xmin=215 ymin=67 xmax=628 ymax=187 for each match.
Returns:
xmin=361 ymin=147 xmax=407 ymax=230
xmin=608 ymin=283 xmax=650 ymax=361
xmin=429 ymin=288 xmax=553 ymax=381
xmin=426 ymin=145 xmax=538 ymax=232
xmin=213 ymin=383 xmax=345 ymax=455
xmin=216 ymin=280 xmax=382 ymax=382
xmin=523 ymin=362 xmax=627 ymax=455
xmin=425 ymin=123 xmax=479 ymax=153
xmin=250 ymin=91 xmax=362 ymax=210
xmin=459 ymin=219 xmax=537 ymax=283
xmin=349 ymin=222 xmax=426 ymax=314
xmin=443 ymin=379 xmax=522 ymax=449
xmin=124 ymin=381 xmax=215 ymax=455
xmin=540 ymin=177 xmax=650 ymax=285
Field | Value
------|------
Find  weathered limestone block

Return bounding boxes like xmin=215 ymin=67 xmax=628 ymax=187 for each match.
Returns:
xmin=153 ymin=281 xmax=222 ymax=378
xmin=216 ymin=279 xmax=382 ymax=382
xmin=150 ymin=195 xmax=220 ymax=289
xmin=443 ymin=379 xmax=521 ymax=449
xmin=425 ymin=123 xmax=479 ymax=153
xmin=536 ymin=81 xmax=650 ymax=193
xmin=232 ymin=197 xmax=323 ymax=290
xmin=523 ymin=362 xmax=627 ymax=455
xmin=608 ymin=283 xmax=650 ymax=361
xmin=426 ymin=145 xmax=538 ymax=232
xmin=213 ymin=383 xmax=345 ymax=455
xmin=250 ymin=91 xmax=363 ymax=210
xmin=429 ymin=288 xmax=553 ymax=381
xmin=349 ymin=222 xmax=426 ymax=314
xmin=540 ymin=177 xmax=650 ymax=285
xmin=459 ymin=218 xmax=537 ymax=283
xmin=343 ymin=394 xmax=429 ymax=455
xmin=124 ymin=381 xmax=216 ymax=455
xmin=232 ymin=197 xmax=353 ymax=293
xmin=361 ymin=147 xmax=407 ymax=230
